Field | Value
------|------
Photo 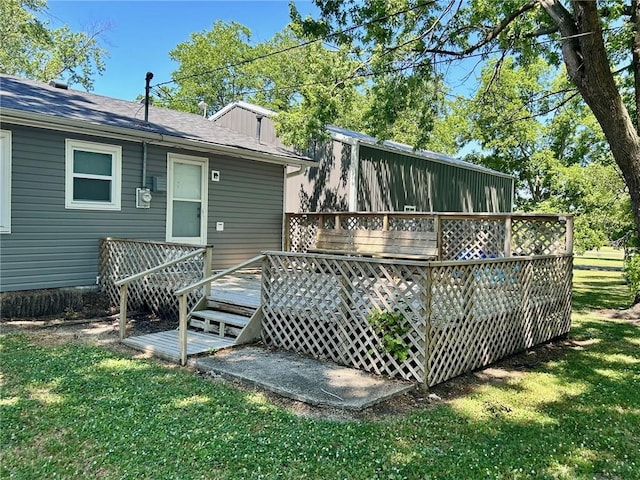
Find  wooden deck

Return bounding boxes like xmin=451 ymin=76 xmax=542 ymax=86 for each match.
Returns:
xmin=122 ymin=272 xmax=261 ymax=363
xmin=209 ymin=273 xmax=261 ymax=308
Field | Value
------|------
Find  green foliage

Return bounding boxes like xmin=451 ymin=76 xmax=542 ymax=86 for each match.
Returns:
xmin=160 ymin=21 xmax=368 ymax=149
xmin=458 ymin=56 xmax=632 ymax=251
xmin=367 ymin=308 xmax=409 ymax=362
xmin=623 ymin=253 xmax=640 ymax=303
xmin=0 ymin=0 xmax=108 ymax=90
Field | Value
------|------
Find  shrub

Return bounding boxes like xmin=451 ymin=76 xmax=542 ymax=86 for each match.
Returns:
xmin=623 ymin=253 xmax=640 ymax=304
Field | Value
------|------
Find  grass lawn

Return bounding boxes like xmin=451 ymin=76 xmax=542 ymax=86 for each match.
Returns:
xmin=1 ymin=271 xmax=638 ymax=479
xmin=573 ymin=247 xmax=624 ymax=269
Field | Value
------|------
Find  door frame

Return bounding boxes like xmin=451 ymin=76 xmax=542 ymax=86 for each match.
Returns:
xmin=166 ymin=152 xmax=208 ymax=245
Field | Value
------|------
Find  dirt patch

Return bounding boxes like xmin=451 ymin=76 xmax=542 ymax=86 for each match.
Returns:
xmin=598 ymin=304 xmax=640 ymax=326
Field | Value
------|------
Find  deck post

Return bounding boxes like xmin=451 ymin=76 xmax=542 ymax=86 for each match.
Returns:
xmin=504 ymin=216 xmax=512 ymax=257
xmin=119 ymin=284 xmax=128 ymax=340
xmin=434 ymin=214 xmax=442 ymax=260
xmin=203 ymin=246 xmax=213 ymax=298
xmin=179 ymin=294 xmax=188 ymax=366
xmin=565 ymin=216 xmax=574 ymax=254
xmin=421 ymin=265 xmax=433 ymax=391
xmin=284 ymin=214 xmax=291 ymax=251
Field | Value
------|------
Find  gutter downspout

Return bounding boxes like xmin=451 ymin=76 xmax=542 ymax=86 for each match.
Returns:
xmin=347 ymin=140 xmax=360 ymax=211
xmin=286 ymin=165 xmax=306 ymax=178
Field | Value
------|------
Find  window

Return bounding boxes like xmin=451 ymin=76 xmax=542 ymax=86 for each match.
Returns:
xmin=0 ymin=130 xmax=11 ymax=234
xmin=65 ymin=139 xmax=121 ymax=210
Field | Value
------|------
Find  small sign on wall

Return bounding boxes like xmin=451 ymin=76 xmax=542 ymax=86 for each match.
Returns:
xmin=216 ymin=222 xmax=224 ymax=231
xmin=211 ymin=170 xmax=220 ymax=182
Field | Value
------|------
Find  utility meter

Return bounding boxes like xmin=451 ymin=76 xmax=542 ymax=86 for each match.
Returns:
xmin=136 ymin=188 xmax=152 ymax=208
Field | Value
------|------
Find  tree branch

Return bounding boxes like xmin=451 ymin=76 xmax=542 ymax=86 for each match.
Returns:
xmin=538 ymin=0 xmax=583 ymax=82
xmin=458 ymin=1 xmax=538 ymax=56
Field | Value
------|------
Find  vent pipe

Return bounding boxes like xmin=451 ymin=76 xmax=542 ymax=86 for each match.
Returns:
xmin=144 ymin=72 xmax=153 ymax=123
xmin=49 ymin=80 xmax=68 ymax=90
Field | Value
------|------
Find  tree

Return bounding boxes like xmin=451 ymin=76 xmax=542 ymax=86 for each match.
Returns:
xmin=461 ymin=55 xmax=632 ymax=251
xmin=158 ymin=21 xmax=368 ymax=147
xmin=0 ymin=0 xmax=108 ymax=90
xmin=292 ymin=0 xmax=640 ymax=241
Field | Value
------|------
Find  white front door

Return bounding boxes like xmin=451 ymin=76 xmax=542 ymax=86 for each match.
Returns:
xmin=166 ymin=153 xmax=208 ymax=245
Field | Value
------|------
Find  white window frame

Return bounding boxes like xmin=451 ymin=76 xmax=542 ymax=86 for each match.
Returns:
xmin=65 ymin=139 xmax=122 ymax=210
xmin=0 ymin=130 xmax=12 ymax=234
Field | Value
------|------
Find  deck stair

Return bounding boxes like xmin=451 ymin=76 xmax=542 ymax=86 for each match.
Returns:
xmin=188 ymin=273 xmax=261 ymax=343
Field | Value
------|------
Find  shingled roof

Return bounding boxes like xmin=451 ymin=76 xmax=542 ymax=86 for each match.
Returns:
xmin=0 ymin=75 xmax=312 ymax=166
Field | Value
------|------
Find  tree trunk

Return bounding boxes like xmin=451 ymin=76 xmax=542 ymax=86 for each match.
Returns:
xmin=541 ymin=0 xmax=640 ymax=239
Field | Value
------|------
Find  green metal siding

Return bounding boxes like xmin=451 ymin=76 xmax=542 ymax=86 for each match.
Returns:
xmin=357 ymin=145 xmax=513 ymax=212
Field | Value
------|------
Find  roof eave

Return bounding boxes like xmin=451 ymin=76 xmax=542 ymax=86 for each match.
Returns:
xmin=0 ymin=107 xmax=315 ymax=168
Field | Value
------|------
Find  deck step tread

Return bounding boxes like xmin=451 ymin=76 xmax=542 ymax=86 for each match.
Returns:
xmin=209 ymin=292 xmax=260 ymax=310
xmin=191 ymin=310 xmax=250 ymax=328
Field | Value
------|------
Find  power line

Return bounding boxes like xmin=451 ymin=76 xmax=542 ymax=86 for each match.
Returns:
xmin=151 ymin=0 xmax=436 ymax=88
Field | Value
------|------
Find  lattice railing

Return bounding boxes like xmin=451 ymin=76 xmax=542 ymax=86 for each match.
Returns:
xmin=286 ymin=213 xmax=573 ymax=259
xmin=99 ymin=238 xmax=210 ymax=319
xmin=511 ymin=217 xmax=568 ymax=256
xmin=427 ymin=255 xmax=572 ymax=386
xmin=260 ymin=252 xmax=573 ymax=386
xmin=261 ymin=252 xmax=429 ymax=382
xmin=440 ymin=217 xmax=506 ymax=260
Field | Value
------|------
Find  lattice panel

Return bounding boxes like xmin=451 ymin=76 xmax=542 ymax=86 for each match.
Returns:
xmin=287 ymin=216 xmax=321 ymax=252
xmin=427 ymin=256 xmax=572 ymax=386
xmin=512 ymin=218 xmax=567 ymax=256
xmin=389 ymin=217 xmax=435 ymax=232
xmin=440 ymin=219 xmax=506 ymax=260
xmin=340 ymin=215 xmax=384 ymax=231
xmin=261 ymin=253 xmax=429 ymax=382
xmin=287 ymin=213 xmax=572 ymax=258
xmin=99 ymin=239 xmax=206 ymax=319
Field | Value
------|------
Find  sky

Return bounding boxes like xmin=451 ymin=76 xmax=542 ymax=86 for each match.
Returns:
xmin=43 ymin=1 xmax=320 ymax=101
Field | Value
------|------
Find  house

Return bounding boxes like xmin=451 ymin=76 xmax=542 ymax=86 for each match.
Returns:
xmin=212 ymin=101 xmax=515 ymax=213
xmin=0 ymin=75 xmax=314 ymax=297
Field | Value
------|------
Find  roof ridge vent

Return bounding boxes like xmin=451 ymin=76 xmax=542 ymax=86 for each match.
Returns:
xmin=48 ymin=80 xmax=68 ymax=90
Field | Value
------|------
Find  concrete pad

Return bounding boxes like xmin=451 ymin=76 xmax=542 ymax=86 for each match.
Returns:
xmin=194 ymin=346 xmax=415 ymax=410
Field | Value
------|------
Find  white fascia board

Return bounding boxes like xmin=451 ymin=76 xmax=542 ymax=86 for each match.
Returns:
xmin=329 ymin=131 xmax=358 ymax=145
xmin=0 ymin=108 xmax=315 ymax=168
xmin=211 ymin=101 xmax=277 ymax=121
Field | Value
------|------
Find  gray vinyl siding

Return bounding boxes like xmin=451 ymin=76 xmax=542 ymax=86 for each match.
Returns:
xmin=206 ymin=156 xmax=284 ymax=269
xmin=357 ymin=145 xmax=513 ymax=213
xmin=0 ymin=124 xmax=167 ymax=292
xmin=0 ymin=123 xmax=285 ymax=292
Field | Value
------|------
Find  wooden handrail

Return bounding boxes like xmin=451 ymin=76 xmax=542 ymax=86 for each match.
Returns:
xmin=114 ymin=248 xmax=206 ymax=287
xmin=117 ymin=246 xmax=210 ymax=343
